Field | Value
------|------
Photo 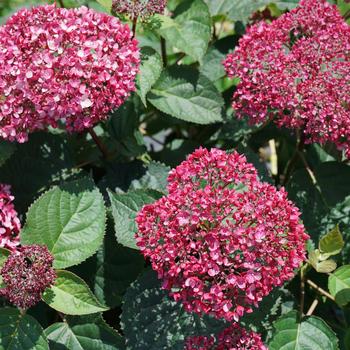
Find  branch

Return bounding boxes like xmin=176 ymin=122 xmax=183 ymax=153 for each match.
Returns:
xmin=282 ymin=131 xmax=305 ymax=185
xmin=88 ymin=128 xmax=109 ymax=159
xmin=131 ymin=17 xmax=138 ymax=39
xmin=306 ymin=299 xmax=319 ymax=316
xmin=299 ymin=264 xmax=307 ymax=318
xmin=306 ymin=279 xmax=335 ymax=301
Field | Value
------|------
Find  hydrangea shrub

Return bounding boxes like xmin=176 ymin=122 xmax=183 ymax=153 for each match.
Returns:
xmin=0 ymin=0 xmax=348 ymax=349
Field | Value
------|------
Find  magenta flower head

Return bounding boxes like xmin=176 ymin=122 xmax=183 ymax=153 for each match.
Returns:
xmin=185 ymin=335 xmax=215 ymax=350
xmin=136 ymin=148 xmax=309 ymax=321
xmin=0 ymin=184 xmax=20 ymax=251
xmin=0 ymin=244 xmax=56 ymax=309
xmin=112 ymin=0 xmax=166 ymax=20
xmin=185 ymin=323 xmax=267 ymax=350
xmin=223 ymin=0 xmax=350 ymax=158
xmin=0 ymin=5 xmax=140 ymax=142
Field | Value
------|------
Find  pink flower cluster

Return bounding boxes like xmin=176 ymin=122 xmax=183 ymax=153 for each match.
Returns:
xmin=185 ymin=335 xmax=215 ymax=350
xmin=185 ymin=323 xmax=267 ymax=350
xmin=0 ymin=5 xmax=140 ymax=142
xmin=223 ymin=0 xmax=350 ymax=158
xmin=0 ymin=244 xmax=56 ymax=309
xmin=136 ymin=148 xmax=308 ymax=321
xmin=0 ymin=184 xmax=20 ymax=251
xmin=112 ymin=0 xmax=166 ymax=20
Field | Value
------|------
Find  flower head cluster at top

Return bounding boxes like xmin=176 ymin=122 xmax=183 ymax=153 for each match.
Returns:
xmin=0 ymin=244 xmax=56 ymax=309
xmin=112 ymin=0 xmax=166 ymax=20
xmin=223 ymin=0 xmax=350 ymax=158
xmin=185 ymin=323 xmax=267 ymax=350
xmin=0 ymin=5 xmax=140 ymax=142
xmin=136 ymin=148 xmax=308 ymax=322
xmin=0 ymin=184 xmax=20 ymax=251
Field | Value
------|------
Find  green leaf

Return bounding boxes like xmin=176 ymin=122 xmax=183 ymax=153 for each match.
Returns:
xmin=0 ymin=140 xmax=15 ymax=168
xmin=0 ymin=133 xmax=74 ymax=214
xmin=42 ymin=270 xmax=108 ymax=315
xmin=333 ymin=288 xmax=350 ymax=307
xmin=93 ymin=225 xmax=144 ymax=308
xmin=287 ymin=161 xmax=350 ymax=262
xmin=130 ymin=161 xmax=170 ymax=194
xmin=0 ymin=248 xmax=10 ymax=288
xmin=99 ymin=161 xmax=146 ymax=193
xmin=148 ymin=66 xmax=224 ymax=124
xmin=308 ymin=250 xmax=320 ymax=269
xmin=269 ymin=311 xmax=339 ymax=350
xmin=137 ymin=47 xmax=163 ymax=106
xmin=273 ymin=1 xmax=299 ymax=10
xmin=21 ymin=177 xmax=106 ymax=269
xmin=157 ymin=0 xmax=211 ymax=62
xmin=45 ymin=314 xmax=125 ymax=350
xmin=204 ymin=0 xmax=298 ymax=22
xmin=329 ymin=265 xmax=350 ymax=306
xmin=0 ymin=307 xmax=49 ymax=350
xmin=95 ymin=0 xmax=112 ymax=12
xmin=317 ymin=162 xmax=350 ymax=206
xmin=319 ymin=225 xmax=344 ymax=257
xmin=204 ymin=0 xmax=264 ymax=20
xmin=200 ymin=46 xmax=227 ymax=81
xmin=308 ymin=250 xmax=337 ymax=273
xmin=321 ymin=195 xmax=350 ymax=264
xmin=315 ymin=259 xmax=337 ymax=274
xmin=108 ymin=189 xmax=163 ymax=250
xmin=121 ymin=270 xmax=227 ymax=350
xmin=108 ymin=98 xmax=146 ymax=158
xmin=287 ymin=167 xmax=328 ymax=243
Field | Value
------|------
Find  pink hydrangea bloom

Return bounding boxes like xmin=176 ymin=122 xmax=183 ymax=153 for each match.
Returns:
xmin=185 ymin=335 xmax=215 ymax=350
xmin=0 ymin=5 xmax=140 ymax=142
xmin=0 ymin=184 xmax=20 ymax=251
xmin=0 ymin=244 xmax=56 ymax=309
xmin=112 ymin=0 xmax=166 ymax=20
xmin=136 ymin=148 xmax=308 ymax=321
xmin=185 ymin=323 xmax=267 ymax=350
xmin=223 ymin=0 xmax=350 ymax=158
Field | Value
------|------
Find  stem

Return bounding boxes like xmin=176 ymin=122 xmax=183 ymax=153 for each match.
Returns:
xmin=306 ymin=299 xmax=319 ymax=316
xmin=297 ymin=148 xmax=329 ymax=209
xmin=131 ymin=16 xmax=138 ymax=39
xmin=88 ymin=128 xmax=109 ymax=159
xmin=57 ymin=0 xmax=64 ymax=7
xmin=19 ymin=308 xmax=26 ymax=316
xmin=58 ymin=312 xmax=66 ymax=321
xmin=300 ymin=264 xmax=307 ymax=319
xmin=282 ymin=131 xmax=305 ymax=186
xmin=344 ymin=9 xmax=350 ymax=21
xmin=160 ymin=37 xmax=167 ymax=67
xmin=306 ymin=279 xmax=335 ymax=301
